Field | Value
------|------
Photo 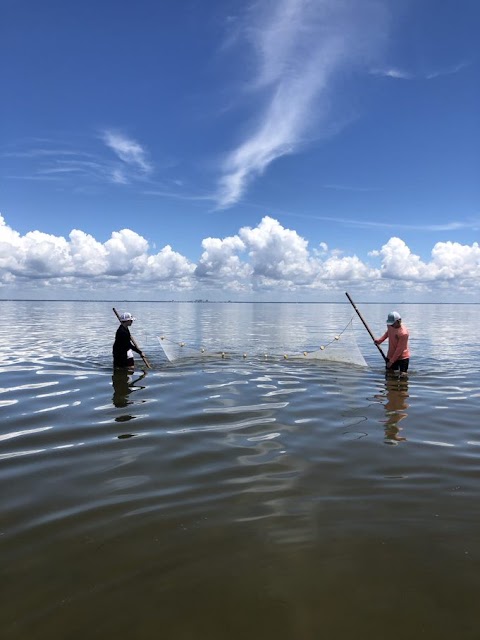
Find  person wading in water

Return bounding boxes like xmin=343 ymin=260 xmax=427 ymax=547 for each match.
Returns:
xmin=112 ymin=312 xmax=145 ymax=369
xmin=375 ymin=311 xmax=410 ymax=376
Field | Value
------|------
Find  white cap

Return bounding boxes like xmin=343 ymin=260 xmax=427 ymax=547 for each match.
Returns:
xmin=119 ymin=312 xmax=135 ymax=322
xmin=386 ymin=311 xmax=401 ymax=325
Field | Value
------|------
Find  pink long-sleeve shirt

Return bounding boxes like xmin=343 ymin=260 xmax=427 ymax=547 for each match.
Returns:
xmin=376 ymin=324 xmax=410 ymax=363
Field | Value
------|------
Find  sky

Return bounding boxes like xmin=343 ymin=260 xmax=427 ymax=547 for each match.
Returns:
xmin=0 ymin=0 xmax=478 ymax=302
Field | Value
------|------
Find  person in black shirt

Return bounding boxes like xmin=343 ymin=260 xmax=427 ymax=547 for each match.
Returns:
xmin=113 ymin=312 xmax=144 ymax=368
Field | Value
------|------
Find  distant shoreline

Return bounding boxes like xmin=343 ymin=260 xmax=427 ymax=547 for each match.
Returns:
xmin=1 ymin=299 xmax=478 ymax=305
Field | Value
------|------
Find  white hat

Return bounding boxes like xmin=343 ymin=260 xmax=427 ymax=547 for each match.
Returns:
xmin=386 ymin=311 xmax=401 ymax=325
xmin=119 ymin=312 xmax=135 ymax=322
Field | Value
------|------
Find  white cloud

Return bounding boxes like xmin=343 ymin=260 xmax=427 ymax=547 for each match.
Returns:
xmin=3 ymin=135 xmax=154 ymax=187
xmin=425 ymin=61 xmax=470 ymax=80
xmin=320 ymin=255 xmax=378 ymax=282
xmin=196 ymin=235 xmax=249 ymax=280
xmin=300 ymin=213 xmax=479 ymax=232
xmin=103 ymin=229 xmax=151 ymax=276
xmin=370 ymin=60 xmax=470 ymax=81
xmin=370 ymin=67 xmax=412 ymax=79
xmin=373 ymin=237 xmax=430 ymax=280
xmin=431 ymin=241 xmax=480 ymax=279
xmin=239 ymin=216 xmax=317 ymax=282
xmin=68 ymin=230 xmax=109 ymax=275
xmin=318 ymin=242 xmax=329 ymax=254
xmin=216 ymin=0 xmax=389 ymax=207
xmin=13 ymin=231 xmax=72 ymax=278
xmin=371 ymin=237 xmax=480 ymax=284
xmin=110 ymin=168 xmax=129 ymax=184
xmin=0 ymin=215 xmax=192 ymax=286
xmin=1 ymin=214 xmax=479 ymax=299
xmin=133 ymin=246 xmax=196 ymax=284
xmin=102 ymin=130 xmax=152 ymax=175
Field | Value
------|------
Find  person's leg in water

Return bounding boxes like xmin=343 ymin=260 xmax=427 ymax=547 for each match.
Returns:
xmin=387 ymin=358 xmax=409 ymax=377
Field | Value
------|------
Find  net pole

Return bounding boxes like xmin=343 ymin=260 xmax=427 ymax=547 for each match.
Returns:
xmin=345 ymin=292 xmax=387 ymax=363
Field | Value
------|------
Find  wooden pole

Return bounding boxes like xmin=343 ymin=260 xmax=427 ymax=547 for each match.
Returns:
xmin=113 ymin=307 xmax=152 ymax=369
xmin=345 ymin=292 xmax=387 ymax=363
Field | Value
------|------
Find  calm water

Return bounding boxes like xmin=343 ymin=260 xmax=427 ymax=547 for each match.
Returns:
xmin=1 ymin=300 xmax=479 ymax=640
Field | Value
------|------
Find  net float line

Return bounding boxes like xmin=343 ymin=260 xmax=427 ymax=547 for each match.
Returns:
xmin=157 ymin=318 xmax=367 ymax=367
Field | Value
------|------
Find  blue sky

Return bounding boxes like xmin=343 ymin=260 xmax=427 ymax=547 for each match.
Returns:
xmin=1 ymin=0 xmax=478 ymax=301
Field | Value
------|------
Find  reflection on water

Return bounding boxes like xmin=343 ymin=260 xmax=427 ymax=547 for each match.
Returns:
xmin=111 ymin=369 xmax=146 ymax=410
xmin=376 ymin=375 xmax=410 ymax=444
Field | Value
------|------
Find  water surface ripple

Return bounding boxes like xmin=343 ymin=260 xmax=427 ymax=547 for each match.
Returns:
xmin=1 ymin=301 xmax=479 ymax=640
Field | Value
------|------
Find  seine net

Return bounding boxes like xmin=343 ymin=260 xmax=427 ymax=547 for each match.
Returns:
xmin=158 ymin=318 xmax=368 ymax=367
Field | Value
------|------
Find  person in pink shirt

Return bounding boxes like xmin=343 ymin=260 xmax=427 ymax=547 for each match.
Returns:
xmin=375 ymin=311 xmax=410 ymax=374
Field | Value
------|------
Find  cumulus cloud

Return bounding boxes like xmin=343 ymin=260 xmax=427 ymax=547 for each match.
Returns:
xmin=1 ymin=214 xmax=479 ymax=299
xmin=0 ymin=215 xmax=194 ymax=288
xmin=216 ymin=0 xmax=389 ymax=207
xmin=238 ymin=216 xmax=318 ymax=283
xmin=370 ymin=237 xmax=480 ymax=284
xmin=196 ymin=235 xmax=249 ymax=280
xmin=133 ymin=246 xmax=196 ymax=286
xmin=430 ymin=241 xmax=480 ymax=278
xmin=373 ymin=237 xmax=431 ymax=280
xmin=320 ymin=254 xmax=377 ymax=282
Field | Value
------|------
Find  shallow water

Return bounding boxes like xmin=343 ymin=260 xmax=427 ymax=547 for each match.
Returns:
xmin=1 ymin=300 xmax=479 ymax=639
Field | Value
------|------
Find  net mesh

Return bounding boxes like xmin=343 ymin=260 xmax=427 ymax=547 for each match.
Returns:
xmin=157 ymin=318 xmax=368 ymax=367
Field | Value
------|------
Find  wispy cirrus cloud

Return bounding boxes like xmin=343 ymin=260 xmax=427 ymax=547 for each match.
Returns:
xmin=2 ymin=131 xmax=155 ymax=187
xmin=370 ymin=67 xmax=412 ymax=79
xmin=370 ymin=59 xmax=470 ymax=81
xmin=101 ymin=130 xmax=153 ymax=175
xmin=322 ymin=184 xmax=381 ymax=193
xmin=2 ymin=148 xmax=94 ymax=159
xmin=3 ymin=149 xmax=113 ymax=184
xmin=296 ymin=213 xmax=480 ymax=233
xmin=425 ymin=60 xmax=471 ymax=79
xmin=216 ymin=0 xmax=389 ymax=208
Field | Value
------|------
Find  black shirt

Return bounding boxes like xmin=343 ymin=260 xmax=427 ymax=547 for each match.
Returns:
xmin=112 ymin=324 xmax=141 ymax=367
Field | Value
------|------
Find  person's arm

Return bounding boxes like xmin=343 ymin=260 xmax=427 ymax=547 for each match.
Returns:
xmin=374 ymin=331 xmax=388 ymax=345
xmin=130 ymin=342 xmax=143 ymax=356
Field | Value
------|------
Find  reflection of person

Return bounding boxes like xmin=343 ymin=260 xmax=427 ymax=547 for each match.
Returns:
xmin=113 ymin=312 xmax=145 ymax=369
xmin=112 ymin=368 xmax=146 ymax=408
xmin=112 ymin=368 xmax=132 ymax=408
xmin=375 ymin=311 xmax=410 ymax=375
xmin=383 ymin=377 xmax=409 ymax=443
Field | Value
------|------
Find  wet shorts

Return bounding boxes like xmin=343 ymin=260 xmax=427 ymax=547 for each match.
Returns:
xmin=389 ymin=358 xmax=409 ymax=373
